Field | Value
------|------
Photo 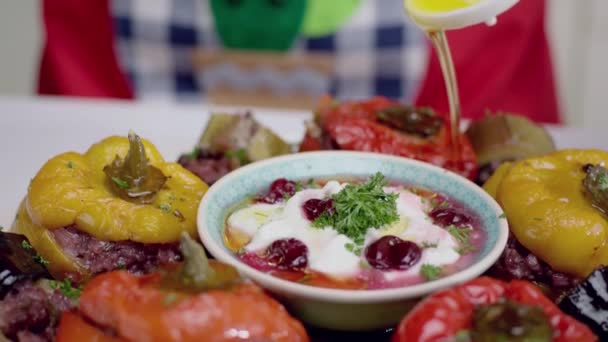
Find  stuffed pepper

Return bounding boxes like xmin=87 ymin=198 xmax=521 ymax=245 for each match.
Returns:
xmin=55 ymin=233 xmax=308 ymax=342
xmin=484 ymin=150 xmax=608 ymax=294
xmin=12 ymin=132 xmax=208 ymax=282
xmin=299 ymin=96 xmax=478 ymax=180
xmin=392 ymin=277 xmax=596 ymax=342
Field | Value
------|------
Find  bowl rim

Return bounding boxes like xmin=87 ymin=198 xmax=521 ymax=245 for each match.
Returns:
xmin=198 ymin=151 xmax=509 ymax=304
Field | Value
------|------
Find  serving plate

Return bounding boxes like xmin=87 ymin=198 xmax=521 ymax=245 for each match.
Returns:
xmin=0 ymin=96 xmax=606 ymax=340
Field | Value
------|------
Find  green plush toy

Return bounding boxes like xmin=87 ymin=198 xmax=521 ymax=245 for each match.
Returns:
xmin=210 ymin=0 xmax=361 ymax=51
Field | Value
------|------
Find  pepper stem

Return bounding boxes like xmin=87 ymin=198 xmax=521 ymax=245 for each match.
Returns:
xmin=103 ymin=131 xmax=168 ymax=204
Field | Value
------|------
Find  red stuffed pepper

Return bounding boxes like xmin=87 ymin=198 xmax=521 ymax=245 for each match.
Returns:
xmin=300 ymin=96 xmax=478 ymax=180
xmin=392 ymin=277 xmax=596 ymax=342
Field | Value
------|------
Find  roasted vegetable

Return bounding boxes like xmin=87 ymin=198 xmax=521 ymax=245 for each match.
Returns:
xmin=179 ymin=113 xmax=291 ymax=185
xmin=198 ymin=113 xmax=290 ymax=164
xmin=559 ymin=266 xmax=608 ymax=340
xmin=55 ymin=234 xmax=309 ymax=342
xmin=299 ymin=96 xmax=478 ymax=180
xmin=484 ymin=149 xmax=608 ymax=278
xmin=0 ymin=232 xmax=51 ymax=298
xmin=466 ymin=113 xmax=555 ymax=184
xmin=392 ymin=277 xmax=597 ymax=342
xmin=12 ymin=133 xmax=208 ymax=280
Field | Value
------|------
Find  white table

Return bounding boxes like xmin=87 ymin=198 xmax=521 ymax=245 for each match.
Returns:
xmin=0 ymin=95 xmax=605 ymax=227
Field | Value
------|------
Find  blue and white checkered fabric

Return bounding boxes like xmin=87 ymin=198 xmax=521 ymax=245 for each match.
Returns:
xmin=110 ymin=0 xmax=428 ymax=102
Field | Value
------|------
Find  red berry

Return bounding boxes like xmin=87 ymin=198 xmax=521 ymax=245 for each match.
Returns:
xmin=302 ymin=198 xmax=334 ymax=220
xmin=429 ymin=207 xmax=472 ymax=227
xmin=257 ymin=178 xmax=297 ymax=204
xmin=365 ymin=236 xmax=421 ymax=271
xmin=265 ymin=238 xmax=308 ymax=271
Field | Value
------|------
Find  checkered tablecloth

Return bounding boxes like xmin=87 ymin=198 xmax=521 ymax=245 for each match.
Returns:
xmin=110 ymin=0 xmax=428 ymax=102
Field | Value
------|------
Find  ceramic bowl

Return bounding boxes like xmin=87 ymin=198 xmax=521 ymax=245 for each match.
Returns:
xmin=198 ymin=151 xmax=509 ymax=331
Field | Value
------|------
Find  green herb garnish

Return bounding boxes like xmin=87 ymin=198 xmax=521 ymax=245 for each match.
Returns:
xmin=224 ymin=148 xmax=248 ymax=165
xmin=359 ymin=260 xmax=371 ymax=269
xmin=66 ymin=161 xmax=74 ymax=169
xmin=163 ymin=292 xmax=178 ymax=306
xmin=49 ymin=279 xmax=82 ymax=300
xmin=312 ymin=173 xmax=399 ymax=242
xmin=295 ymin=180 xmax=303 ymax=192
xmin=454 ymin=330 xmax=472 ymax=342
xmin=447 ymin=225 xmax=471 ymax=244
xmin=420 ymin=264 xmax=442 ymax=281
xmin=111 ymin=176 xmax=130 ymax=189
xmin=159 ymin=203 xmax=172 ymax=212
xmin=33 ymin=255 xmax=50 ymax=267
xmin=344 ymin=242 xmax=363 ymax=256
xmin=188 ymin=147 xmax=201 ymax=160
xmin=21 ymin=240 xmax=32 ymax=250
xmin=447 ymin=225 xmax=475 ymax=255
xmin=498 ymin=213 xmax=507 ymax=219
xmin=421 ymin=241 xmax=439 ymax=249
xmin=116 ymin=263 xmax=127 ymax=270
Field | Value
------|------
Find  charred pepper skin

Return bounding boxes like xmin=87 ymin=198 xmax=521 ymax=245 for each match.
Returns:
xmin=12 ymin=135 xmax=208 ymax=279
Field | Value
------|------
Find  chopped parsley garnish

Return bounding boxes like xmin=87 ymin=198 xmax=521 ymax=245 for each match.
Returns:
xmin=224 ymin=148 xmax=248 ymax=165
xmin=420 ymin=264 xmax=442 ymax=281
xmin=49 ymin=279 xmax=82 ymax=300
xmin=159 ymin=203 xmax=172 ymax=212
xmin=454 ymin=330 xmax=472 ymax=342
xmin=344 ymin=242 xmax=363 ymax=256
xmin=188 ymin=147 xmax=201 ymax=160
xmin=111 ymin=176 xmax=130 ymax=189
xmin=421 ymin=241 xmax=439 ymax=249
xmin=359 ymin=260 xmax=371 ymax=269
xmin=447 ymin=225 xmax=471 ymax=244
xmin=498 ymin=213 xmax=507 ymax=219
xmin=21 ymin=240 xmax=32 ymax=250
xmin=66 ymin=161 xmax=74 ymax=168
xmin=295 ymin=180 xmax=303 ymax=192
xmin=307 ymin=178 xmax=315 ymax=186
xmin=33 ymin=255 xmax=50 ymax=267
xmin=163 ymin=292 xmax=178 ymax=306
xmin=312 ymin=173 xmax=399 ymax=242
xmin=447 ymin=225 xmax=475 ymax=255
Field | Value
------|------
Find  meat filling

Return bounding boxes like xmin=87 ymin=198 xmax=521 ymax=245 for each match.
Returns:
xmin=0 ymin=281 xmax=73 ymax=342
xmin=52 ymin=226 xmax=181 ymax=277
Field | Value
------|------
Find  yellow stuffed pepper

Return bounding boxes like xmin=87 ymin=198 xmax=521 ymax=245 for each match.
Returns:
xmin=484 ymin=149 xmax=608 ymax=278
xmin=12 ymin=132 xmax=208 ymax=280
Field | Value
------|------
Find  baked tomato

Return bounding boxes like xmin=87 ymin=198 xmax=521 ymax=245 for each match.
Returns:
xmin=392 ymin=277 xmax=596 ymax=342
xmin=55 ymin=233 xmax=308 ymax=342
xmin=300 ymin=96 xmax=477 ymax=180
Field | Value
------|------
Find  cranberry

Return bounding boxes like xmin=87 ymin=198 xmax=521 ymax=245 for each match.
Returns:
xmin=302 ymin=198 xmax=334 ymax=220
xmin=258 ymin=178 xmax=297 ymax=204
xmin=429 ymin=207 xmax=472 ymax=227
xmin=364 ymin=236 xmax=421 ymax=271
xmin=264 ymin=238 xmax=308 ymax=271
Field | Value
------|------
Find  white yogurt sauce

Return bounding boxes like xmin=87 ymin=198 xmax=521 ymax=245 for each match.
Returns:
xmin=227 ymin=181 xmax=461 ymax=279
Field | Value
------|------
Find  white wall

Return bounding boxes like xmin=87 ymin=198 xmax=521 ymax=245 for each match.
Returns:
xmin=0 ymin=1 xmax=605 ymax=127
xmin=0 ymin=1 xmax=41 ymax=95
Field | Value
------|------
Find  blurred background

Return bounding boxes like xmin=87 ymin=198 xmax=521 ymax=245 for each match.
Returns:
xmin=0 ymin=0 xmax=605 ymax=127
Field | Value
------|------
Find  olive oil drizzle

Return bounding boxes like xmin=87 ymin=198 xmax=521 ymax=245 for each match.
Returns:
xmin=428 ymin=30 xmax=462 ymax=165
